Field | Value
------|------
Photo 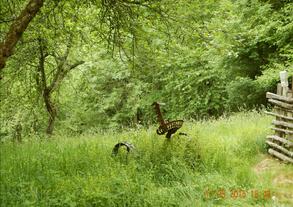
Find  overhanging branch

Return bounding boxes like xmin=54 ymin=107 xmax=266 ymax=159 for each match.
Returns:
xmin=0 ymin=0 xmax=45 ymax=71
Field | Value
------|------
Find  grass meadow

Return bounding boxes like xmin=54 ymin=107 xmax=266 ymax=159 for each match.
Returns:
xmin=1 ymin=111 xmax=292 ymax=206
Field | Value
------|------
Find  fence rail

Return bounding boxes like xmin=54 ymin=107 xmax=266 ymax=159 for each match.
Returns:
xmin=265 ymin=71 xmax=293 ymax=163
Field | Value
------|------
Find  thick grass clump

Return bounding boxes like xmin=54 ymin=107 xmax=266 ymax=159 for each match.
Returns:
xmin=0 ymin=111 xmax=286 ymax=206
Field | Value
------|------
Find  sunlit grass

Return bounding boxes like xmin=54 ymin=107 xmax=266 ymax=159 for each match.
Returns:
xmin=1 ymin=111 xmax=291 ymax=206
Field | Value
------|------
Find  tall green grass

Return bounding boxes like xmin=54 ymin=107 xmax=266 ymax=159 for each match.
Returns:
xmin=0 ymin=111 xmax=284 ymax=206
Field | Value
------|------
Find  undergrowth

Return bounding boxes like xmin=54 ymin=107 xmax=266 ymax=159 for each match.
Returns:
xmin=1 ymin=111 xmax=288 ymax=206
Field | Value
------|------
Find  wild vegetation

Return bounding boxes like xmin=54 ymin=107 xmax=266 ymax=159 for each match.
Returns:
xmin=0 ymin=0 xmax=292 ymax=206
xmin=1 ymin=0 xmax=292 ymax=137
xmin=2 ymin=112 xmax=293 ymax=206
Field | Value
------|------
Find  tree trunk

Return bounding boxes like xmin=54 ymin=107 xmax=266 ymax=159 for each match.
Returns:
xmin=36 ymin=37 xmax=84 ymax=136
xmin=43 ymin=88 xmax=56 ymax=135
xmin=0 ymin=0 xmax=44 ymax=70
xmin=13 ymin=122 xmax=22 ymax=142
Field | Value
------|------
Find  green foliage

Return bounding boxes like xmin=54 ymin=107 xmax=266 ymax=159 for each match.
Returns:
xmin=1 ymin=0 xmax=292 ymax=137
xmin=226 ymin=77 xmax=267 ymax=110
xmin=1 ymin=1 xmax=292 ymax=206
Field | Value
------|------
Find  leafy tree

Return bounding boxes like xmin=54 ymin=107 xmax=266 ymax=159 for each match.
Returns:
xmin=1 ymin=0 xmax=292 ymax=138
xmin=0 ymin=0 xmax=167 ymax=137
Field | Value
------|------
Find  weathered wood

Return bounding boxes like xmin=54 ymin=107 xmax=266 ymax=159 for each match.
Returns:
xmin=277 ymin=84 xmax=282 ymax=96
xmin=275 ymin=84 xmax=284 ymax=138
xmin=266 ymin=74 xmax=293 ymax=163
xmin=268 ymin=99 xmax=293 ymax=110
xmin=265 ymin=111 xmax=293 ymax=121
xmin=268 ymin=148 xmax=293 ymax=163
xmin=266 ymin=141 xmax=293 ymax=157
xmin=266 ymin=92 xmax=293 ymax=103
xmin=271 ymin=127 xmax=293 ymax=135
xmin=280 ymin=71 xmax=289 ymax=96
xmin=267 ymin=135 xmax=293 ymax=147
xmin=272 ymin=120 xmax=293 ymax=129
xmin=286 ymin=90 xmax=293 ymax=141
xmin=274 ymin=107 xmax=293 ymax=113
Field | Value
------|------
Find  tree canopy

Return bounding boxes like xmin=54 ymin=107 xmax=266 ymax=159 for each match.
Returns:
xmin=0 ymin=0 xmax=292 ymax=139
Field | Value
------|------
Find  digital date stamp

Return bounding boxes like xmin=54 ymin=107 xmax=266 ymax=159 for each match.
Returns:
xmin=204 ymin=188 xmax=272 ymax=200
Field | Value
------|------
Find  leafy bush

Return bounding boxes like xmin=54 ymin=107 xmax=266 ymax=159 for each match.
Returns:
xmin=226 ymin=77 xmax=267 ymax=110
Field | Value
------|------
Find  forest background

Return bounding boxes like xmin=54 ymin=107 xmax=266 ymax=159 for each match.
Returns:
xmin=0 ymin=0 xmax=292 ymax=139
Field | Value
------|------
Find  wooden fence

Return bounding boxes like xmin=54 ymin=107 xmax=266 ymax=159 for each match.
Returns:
xmin=265 ymin=71 xmax=293 ymax=163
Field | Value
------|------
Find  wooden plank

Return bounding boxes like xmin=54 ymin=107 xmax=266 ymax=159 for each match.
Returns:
xmin=268 ymin=148 xmax=293 ymax=163
xmin=275 ymin=107 xmax=293 ymax=113
xmin=272 ymin=120 xmax=293 ymax=129
xmin=267 ymin=135 xmax=293 ymax=147
xmin=265 ymin=111 xmax=293 ymax=121
xmin=271 ymin=127 xmax=293 ymax=135
xmin=268 ymin=99 xmax=293 ymax=110
xmin=266 ymin=141 xmax=293 ymax=157
xmin=266 ymin=92 xmax=293 ymax=103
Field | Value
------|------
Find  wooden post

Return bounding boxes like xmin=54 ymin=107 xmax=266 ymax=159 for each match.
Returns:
xmin=287 ymin=73 xmax=293 ymax=145
xmin=278 ymin=70 xmax=287 ymax=94
xmin=275 ymin=83 xmax=283 ymax=138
